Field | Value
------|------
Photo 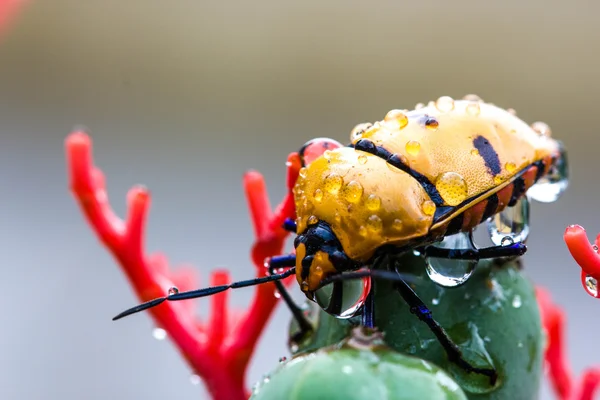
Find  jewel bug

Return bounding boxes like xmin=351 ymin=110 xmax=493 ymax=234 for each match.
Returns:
xmin=112 ymin=95 xmax=568 ymax=385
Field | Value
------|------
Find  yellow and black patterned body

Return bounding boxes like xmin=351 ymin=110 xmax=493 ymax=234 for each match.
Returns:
xmin=292 ymin=96 xmax=565 ymax=297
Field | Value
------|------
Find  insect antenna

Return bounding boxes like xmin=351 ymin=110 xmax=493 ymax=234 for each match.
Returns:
xmin=112 ymin=267 xmax=297 ymax=321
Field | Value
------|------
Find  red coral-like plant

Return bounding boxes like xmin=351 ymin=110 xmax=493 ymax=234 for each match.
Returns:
xmin=537 ymin=286 xmax=600 ymax=400
xmin=65 ymin=130 xmax=300 ymax=400
xmin=564 ymin=225 xmax=600 ymax=299
xmin=0 ymin=0 xmax=28 ymax=38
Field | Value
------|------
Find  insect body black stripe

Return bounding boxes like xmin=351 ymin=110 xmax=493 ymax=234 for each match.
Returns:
xmin=473 ymin=135 xmax=501 ymax=176
xmin=480 ymin=193 xmax=499 ymax=223
xmin=354 ymin=139 xmax=445 ymax=206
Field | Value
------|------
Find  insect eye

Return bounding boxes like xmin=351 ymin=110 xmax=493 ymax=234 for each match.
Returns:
xmin=313 ymin=273 xmax=371 ymax=319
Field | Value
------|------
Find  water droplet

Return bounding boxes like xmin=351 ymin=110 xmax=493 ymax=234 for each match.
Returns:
xmin=350 ymin=123 xmax=372 ymax=142
xmin=517 ymin=341 xmax=524 ymax=348
xmin=493 ymin=176 xmax=503 ymax=185
xmin=463 ymin=94 xmax=482 ymax=102
xmin=425 ymin=232 xmax=476 ymax=287
xmin=487 ymin=196 xmax=530 ymax=246
xmin=384 ymin=109 xmax=409 ymax=129
xmin=531 ymin=121 xmax=551 ymax=137
xmin=307 ymin=215 xmax=319 ymax=225
xmin=189 ymin=374 xmax=201 ymax=385
xmin=323 ymin=150 xmax=332 ymax=160
xmin=152 ymin=328 xmax=167 ymax=340
xmin=168 ymin=286 xmax=179 ymax=296
xmin=314 ymin=271 xmax=371 ymax=319
xmin=415 ymin=102 xmax=425 ymax=109
xmin=471 ymin=149 xmax=479 ymax=156
xmin=342 ymin=365 xmax=353 ymax=374
xmin=512 ymin=295 xmax=522 ymax=308
xmin=324 ymin=173 xmax=343 ymax=194
xmin=594 ymin=244 xmax=599 ymax=252
xmin=279 ymin=356 xmax=287 ymax=363
xmin=435 ymin=96 xmax=455 ymax=112
xmin=501 ymin=236 xmax=514 ymax=246
xmin=507 ymin=108 xmax=517 ymax=116
xmin=465 ymin=102 xmax=481 ymax=117
xmin=413 ymin=249 xmax=421 ymax=256
xmin=274 ymin=291 xmax=282 ymax=299
xmin=435 ymin=172 xmax=468 ymax=206
xmin=367 ymin=215 xmax=382 ymax=232
xmin=585 ymin=275 xmax=598 ymax=297
xmin=505 ymin=162 xmax=517 ymax=174
xmin=431 ymin=298 xmax=440 ymax=305
xmin=422 ymin=200 xmax=436 ymax=216
xmin=301 ymin=281 xmax=309 ymax=291
xmin=359 ymin=225 xmax=368 ymax=237
xmin=358 ymin=154 xmax=368 ymax=164
xmin=392 ymin=218 xmax=403 ymax=231
xmin=405 ymin=140 xmax=421 ymax=156
xmin=527 ymin=143 xmax=569 ymax=203
xmin=365 ymin=194 xmax=381 ymax=211
xmin=313 ymin=189 xmax=323 ymax=202
xmin=343 ymin=181 xmax=363 ymax=203
xmin=425 ymin=117 xmax=439 ymax=130
xmin=299 ymin=167 xmax=308 ymax=179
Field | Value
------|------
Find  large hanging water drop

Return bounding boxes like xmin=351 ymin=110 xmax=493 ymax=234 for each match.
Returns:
xmin=528 ymin=142 xmax=569 ymax=203
xmin=425 ymin=232 xmax=477 ymax=288
xmin=487 ymin=196 xmax=530 ymax=246
xmin=313 ymin=271 xmax=371 ymax=319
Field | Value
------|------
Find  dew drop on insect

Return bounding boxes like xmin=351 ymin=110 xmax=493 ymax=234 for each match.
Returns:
xmin=527 ymin=143 xmax=569 ymax=203
xmin=392 ymin=218 xmax=403 ymax=231
xmin=324 ymin=173 xmax=343 ymax=194
xmin=470 ymin=148 xmax=479 ymax=156
xmin=422 ymin=200 xmax=436 ymax=216
xmin=465 ymin=102 xmax=481 ymax=117
xmin=507 ymin=108 xmax=517 ymax=116
xmin=273 ymin=290 xmax=281 ymax=299
xmin=425 ymin=117 xmax=439 ymax=131
xmin=431 ymin=298 xmax=440 ymax=305
xmin=350 ymin=122 xmax=372 ymax=143
xmin=463 ymin=94 xmax=482 ymax=102
xmin=384 ymin=109 xmax=409 ymax=129
xmin=299 ymin=167 xmax=308 ymax=179
xmin=359 ymin=225 xmax=368 ymax=237
xmin=435 ymin=96 xmax=455 ymax=112
xmin=486 ymin=196 xmax=530 ymax=246
xmin=505 ymin=162 xmax=517 ymax=174
xmin=367 ymin=215 xmax=383 ymax=232
xmin=435 ymin=172 xmax=468 ymax=206
xmin=358 ymin=154 xmax=368 ymax=164
xmin=425 ymin=232 xmax=477 ymax=288
xmin=314 ymin=272 xmax=371 ymax=319
xmin=512 ymin=295 xmax=522 ymax=309
xmin=189 ymin=374 xmax=201 ymax=386
xmin=493 ymin=176 xmax=503 ymax=185
xmin=168 ymin=286 xmax=179 ymax=296
xmin=415 ymin=102 xmax=425 ymax=109
xmin=307 ymin=215 xmax=319 ymax=225
xmin=585 ymin=275 xmax=598 ymax=297
xmin=531 ymin=121 xmax=552 ymax=138
xmin=501 ymin=236 xmax=514 ymax=246
xmin=343 ymin=181 xmax=363 ymax=203
xmin=313 ymin=188 xmax=324 ymax=203
xmin=301 ymin=281 xmax=309 ymax=291
xmin=405 ymin=140 xmax=421 ymax=156
xmin=365 ymin=194 xmax=381 ymax=211
xmin=323 ymin=150 xmax=332 ymax=160
xmin=152 ymin=327 xmax=167 ymax=341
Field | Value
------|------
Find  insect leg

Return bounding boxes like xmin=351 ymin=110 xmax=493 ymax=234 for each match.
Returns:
xmin=112 ymin=267 xmax=297 ymax=321
xmin=268 ymin=255 xmax=314 ymax=342
xmin=394 ymin=277 xmax=498 ymax=385
xmin=282 ymin=218 xmax=297 ymax=233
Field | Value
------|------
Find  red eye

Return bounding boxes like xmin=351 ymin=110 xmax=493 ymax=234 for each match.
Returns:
xmin=298 ymin=138 xmax=343 ymax=166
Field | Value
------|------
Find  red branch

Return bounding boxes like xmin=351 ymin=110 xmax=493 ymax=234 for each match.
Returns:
xmin=564 ymin=225 xmax=600 ymax=299
xmin=65 ymin=130 xmax=300 ymax=400
xmin=0 ymin=0 xmax=28 ymax=39
xmin=536 ymin=287 xmax=600 ymax=400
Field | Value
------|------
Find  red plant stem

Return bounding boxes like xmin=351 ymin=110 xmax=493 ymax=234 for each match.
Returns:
xmin=536 ymin=287 xmax=600 ymax=400
xmin=564 ymin=225 xmax=600 ymax=283
xmin=65 ymin=130 xmax=296 ymax=400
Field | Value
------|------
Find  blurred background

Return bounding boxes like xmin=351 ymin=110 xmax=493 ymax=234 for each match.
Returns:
xmin=0 ymin=1 xmax=599 ymax=399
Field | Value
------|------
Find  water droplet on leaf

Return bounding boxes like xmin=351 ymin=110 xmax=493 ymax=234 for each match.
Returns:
xmin=152 ymin=328 xmax=167 ymax=341
xmin=487 ymin=197 xmax=530 ymax=246
xmin=512 ymin=295 xmax=522 ymax=308
xmin=425 ymin=232 xmax=476 ymax=287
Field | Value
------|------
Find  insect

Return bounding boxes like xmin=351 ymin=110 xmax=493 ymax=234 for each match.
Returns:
xmin=113 ymin=95 xmax=568 ymax=385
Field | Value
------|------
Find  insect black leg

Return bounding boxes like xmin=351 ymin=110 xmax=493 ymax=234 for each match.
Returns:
xmin=268 ymin=255 xmax=314 ymax=342
xmin=361 ymin=290 xmax=375 ymax=328
xmin=282 ymin=218 xmax=297 ymax=233
xmin=420 ymin=241 xmax=526 ymax=261
xmin=394 ymin=278 xmax=498 ymax=385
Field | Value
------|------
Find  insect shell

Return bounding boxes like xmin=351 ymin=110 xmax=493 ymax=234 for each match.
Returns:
xmin=291 ymin=95 xmax=567 ymax=308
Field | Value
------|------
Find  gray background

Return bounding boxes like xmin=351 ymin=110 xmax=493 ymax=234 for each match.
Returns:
xmin=0 ymin=1 xmax=599 ymax=399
